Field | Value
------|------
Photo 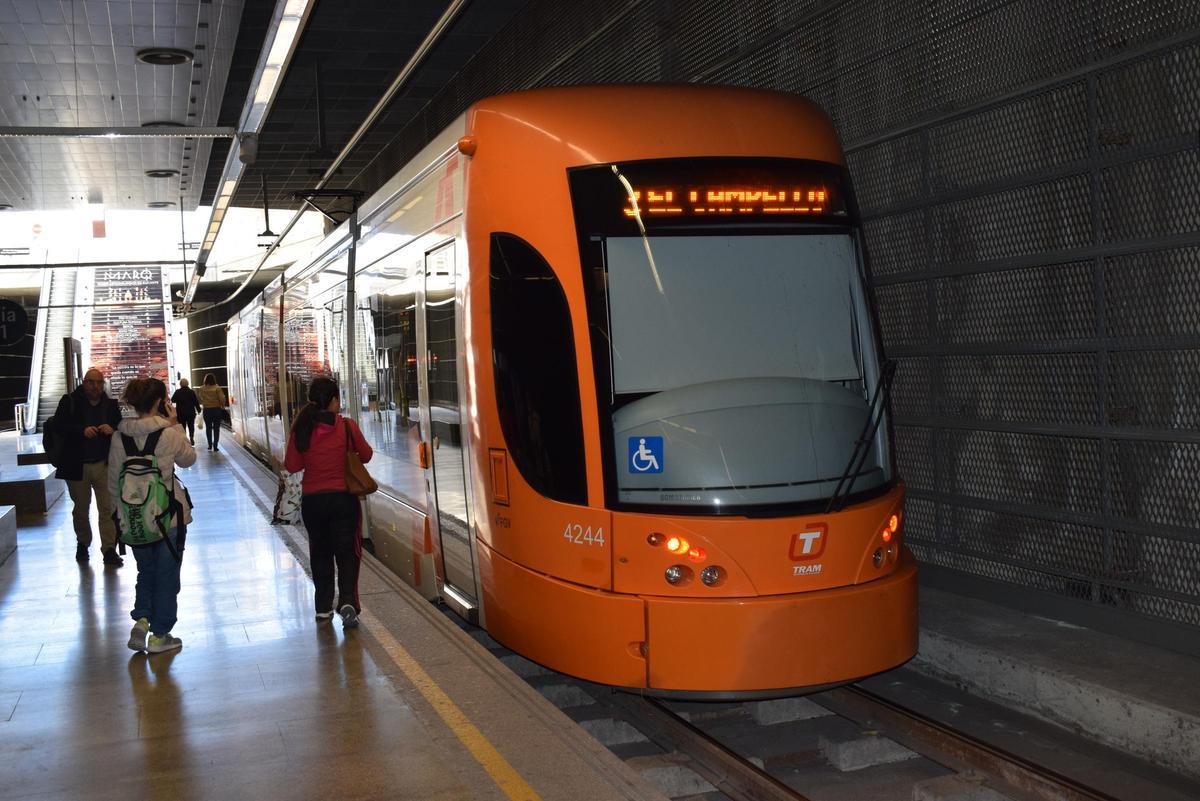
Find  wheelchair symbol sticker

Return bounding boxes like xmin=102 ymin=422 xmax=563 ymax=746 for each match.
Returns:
xmin=629 ymin=436 xmax=663 ymax=474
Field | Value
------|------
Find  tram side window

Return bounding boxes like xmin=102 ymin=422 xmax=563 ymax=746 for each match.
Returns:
xmin=490 ymin=233 xmax=587 ymax=505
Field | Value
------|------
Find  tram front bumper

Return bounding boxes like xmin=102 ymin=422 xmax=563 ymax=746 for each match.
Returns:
xmin=479 ymin=542 xmax=918 ymax=694
xmin=642 ymin=550 xmax=918 ymax=694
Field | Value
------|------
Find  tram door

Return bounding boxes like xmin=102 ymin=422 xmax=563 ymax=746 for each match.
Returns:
xmin=421 ymin=241 xmax=477 ymax=612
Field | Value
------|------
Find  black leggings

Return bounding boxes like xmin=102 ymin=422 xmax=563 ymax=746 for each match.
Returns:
xmin=202 ymin=408 xmax=223 ymax=449
xmin=179 ymin=415 xmax=195 ymax=444
xmin=300 ymin=492 xmax=362 ymax=613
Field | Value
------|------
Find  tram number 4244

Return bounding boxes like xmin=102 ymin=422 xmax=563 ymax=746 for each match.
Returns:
xmin=563 ymin=523 xmax=605 ymax=547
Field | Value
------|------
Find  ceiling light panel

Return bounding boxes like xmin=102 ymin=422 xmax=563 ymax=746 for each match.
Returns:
xmin=0 ymin=0 xmax=243 ymax=210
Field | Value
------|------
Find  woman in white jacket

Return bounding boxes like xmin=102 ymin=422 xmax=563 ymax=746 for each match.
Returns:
xmin=108 ymin=378 xmax=196 ymax=654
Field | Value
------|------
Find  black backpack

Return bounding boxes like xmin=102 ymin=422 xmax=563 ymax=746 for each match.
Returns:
xmin=42 ymin=394 xmax=75 ymax=468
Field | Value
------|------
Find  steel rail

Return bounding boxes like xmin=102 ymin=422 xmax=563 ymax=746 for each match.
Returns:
xmin=607 ymin=692 xmax=813 ymax=801
xmin=821 ymin=686 xmax=1124 ymax=801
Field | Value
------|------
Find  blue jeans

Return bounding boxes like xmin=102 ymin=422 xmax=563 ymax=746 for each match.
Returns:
xmin=131 ymin=528 xmax=183 ymax=636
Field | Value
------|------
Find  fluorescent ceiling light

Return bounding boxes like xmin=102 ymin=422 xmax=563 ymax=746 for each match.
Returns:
xmin=0 ymin=126 xmax=236 ymax=139
xmin=266 ymin=18 xmax=300 ymax=67
xmin=253 ymin=67 xmax=281 ymax=105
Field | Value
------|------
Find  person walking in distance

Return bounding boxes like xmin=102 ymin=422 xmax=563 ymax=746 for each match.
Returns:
xmin=283 ymin=377 xmax=373 ymax=628
xmin=171 ymin=378 xmax=199 ymax=446
xmin=111 ymin=378 xmax=195 ymax=654
xmin=196 ymin=374 xmax=227 ymax=452
xmin=53 ymin=368 xmax=124 ymax=566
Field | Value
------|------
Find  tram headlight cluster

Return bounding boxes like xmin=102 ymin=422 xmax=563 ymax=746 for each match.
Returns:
xmin=649 ymin=532 xmax=722 ymax=587
xmin=878 ymin=511 xmax=903 ymax=566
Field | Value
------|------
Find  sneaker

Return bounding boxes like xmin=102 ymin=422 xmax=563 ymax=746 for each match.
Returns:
xmin=315 ymin=610 xmax=335 ymax=621
xmin=339 ymin=604 xmax=359 ymax=629
xmin=75 ymin=544 xmax=88 ymax=563
xmin=147 ymin=634 xmax=183 ymax=654
xmin=128 ymin=618 xmax=149 ymax=652
xmin=102 ymin=548 xmax=124 ymax=567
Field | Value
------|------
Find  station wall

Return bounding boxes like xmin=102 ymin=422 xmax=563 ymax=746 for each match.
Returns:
xmin=349 ymin=0 xmax=1200 ymax=653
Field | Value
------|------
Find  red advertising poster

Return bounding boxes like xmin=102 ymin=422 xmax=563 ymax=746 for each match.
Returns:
xmin=90 ymin=266 xmax=169 ymax=398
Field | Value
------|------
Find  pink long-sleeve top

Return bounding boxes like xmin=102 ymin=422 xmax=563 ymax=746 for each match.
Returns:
xmin=284 ymin=414 xmax=373 ymax=495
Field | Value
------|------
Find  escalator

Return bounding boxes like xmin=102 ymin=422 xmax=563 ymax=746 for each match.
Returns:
xmin=28 ymin=268 xmax=78 ymax=430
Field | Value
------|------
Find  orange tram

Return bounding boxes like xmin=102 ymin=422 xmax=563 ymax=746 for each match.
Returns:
xmin=227 ymin=85 xmax=917 ymax=697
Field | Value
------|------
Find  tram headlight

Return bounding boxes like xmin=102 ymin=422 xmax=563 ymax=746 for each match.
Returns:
xmin=665 ymin=564 xmax=692 ymax=585
xmin=873 ymin=548 xmax=883 ymax=568
xmin=700 ymin=566 xmax=724 ymax=587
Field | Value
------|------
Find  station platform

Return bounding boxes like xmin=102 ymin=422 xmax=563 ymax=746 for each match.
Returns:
xmin=894 ymin=586 xmax=1200 ymax=790
xmin=0 ymin=437 xmax=666 ymax=801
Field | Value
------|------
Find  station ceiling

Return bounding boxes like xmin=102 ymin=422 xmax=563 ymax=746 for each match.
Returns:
xmin=0 ymin=0 xmax=242 ymax=211
xmin=0 ymin=0 xmax=528 ymax=213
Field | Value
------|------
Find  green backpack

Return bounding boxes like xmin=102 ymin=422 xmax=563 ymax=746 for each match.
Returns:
xmin=114 ymin=430 xmax=175 ymax=547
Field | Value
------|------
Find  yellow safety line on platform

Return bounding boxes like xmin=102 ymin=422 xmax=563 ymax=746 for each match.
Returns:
xmin=224 ymin=455 xmax=541 ymax=800
xmin=360 ymin=610 xmax=543 ymax=801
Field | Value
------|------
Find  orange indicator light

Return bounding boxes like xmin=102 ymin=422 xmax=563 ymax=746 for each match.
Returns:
xmin=888 ymin=514 xmax=900 ymax=533
xmin=666 ymin=537 xmax=690 ymax=555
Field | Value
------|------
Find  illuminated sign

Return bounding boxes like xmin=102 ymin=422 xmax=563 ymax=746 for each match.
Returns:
xmin=90 ymin=266 xmax=170 ymax=397
xmin=623 ymin=186 xmax=831 ymax=217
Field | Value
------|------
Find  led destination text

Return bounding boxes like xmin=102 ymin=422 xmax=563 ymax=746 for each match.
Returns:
xmin=623 ymin=186 xmax=829 ymax=217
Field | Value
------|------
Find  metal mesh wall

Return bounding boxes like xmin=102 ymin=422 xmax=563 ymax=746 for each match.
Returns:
xmin=366 ymin=0 xmax=1200 ymax=649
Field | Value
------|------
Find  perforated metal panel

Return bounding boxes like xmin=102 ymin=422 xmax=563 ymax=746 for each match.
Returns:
xmin=359 ymin=0 xmax=1200 ymax=649
xmin=837 ymin=5 xmax=1200 ymax=648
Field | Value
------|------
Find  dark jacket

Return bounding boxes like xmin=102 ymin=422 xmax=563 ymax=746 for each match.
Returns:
xmin=52 ymin=385 xmax=123 ymax=481
xmin=172 ymin=386 xmax=199 ymax=418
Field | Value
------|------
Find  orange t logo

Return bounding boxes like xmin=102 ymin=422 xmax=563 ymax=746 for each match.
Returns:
xmin=789 ymin=528 xmax=826 ymax=561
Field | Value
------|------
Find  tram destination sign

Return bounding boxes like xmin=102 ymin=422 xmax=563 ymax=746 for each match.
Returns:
xmin=571 ymin=158 xmax=852 ymax=234
xmin=623 ymin=185 xmax=832 ymax=218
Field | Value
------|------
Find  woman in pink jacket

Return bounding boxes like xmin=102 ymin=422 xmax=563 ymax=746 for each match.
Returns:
xmin=284 ymin=377 xmax=373 ymax=628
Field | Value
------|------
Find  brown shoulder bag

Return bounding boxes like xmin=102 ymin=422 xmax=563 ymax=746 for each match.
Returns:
xmin=343 ymin=419 xmax=378 ymax=496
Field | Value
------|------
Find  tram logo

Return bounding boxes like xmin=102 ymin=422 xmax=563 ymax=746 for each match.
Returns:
xmin=789 ymin=528 xmax=827 ymax=560
xmin=629 ymin=436 xmax=663 ymax=474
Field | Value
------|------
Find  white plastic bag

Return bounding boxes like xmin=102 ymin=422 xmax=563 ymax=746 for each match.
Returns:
xmin=272 ymin=470 xmax=303 ymax=525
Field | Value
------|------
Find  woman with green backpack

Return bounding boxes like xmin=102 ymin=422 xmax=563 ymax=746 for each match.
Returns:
xmin=107 ymin=378 xmax=196 ymax=654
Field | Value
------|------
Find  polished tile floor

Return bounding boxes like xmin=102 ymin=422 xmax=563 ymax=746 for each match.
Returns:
xmin=0 ymin=447 xmax=472 ymax=800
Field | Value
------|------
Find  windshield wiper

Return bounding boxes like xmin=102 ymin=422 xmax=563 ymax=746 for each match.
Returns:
xmin=825 ymin=359 xmax=897 ymax=514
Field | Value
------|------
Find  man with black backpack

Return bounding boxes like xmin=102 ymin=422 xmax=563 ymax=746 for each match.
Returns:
xmin=52 ymin=368 xmax=124 ymax=565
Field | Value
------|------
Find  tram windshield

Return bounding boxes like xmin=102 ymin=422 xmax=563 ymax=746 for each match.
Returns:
xmin=571 ymin=158 xmax=892 ymax=513
xmin=606 ymin=234 xmax=861 ymax=394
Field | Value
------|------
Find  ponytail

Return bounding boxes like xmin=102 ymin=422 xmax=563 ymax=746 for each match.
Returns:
xmin=291 ymin=376 xmax=339 ymax=452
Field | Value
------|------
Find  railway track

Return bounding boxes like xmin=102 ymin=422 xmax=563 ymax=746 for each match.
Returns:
xmin=598 ymin=684 xmax=1124 ymax=801
xmin=816 ymin=686 xmax=1123 ymax=801
xmin=476 ymin=629 xmax=1191 ymax=801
